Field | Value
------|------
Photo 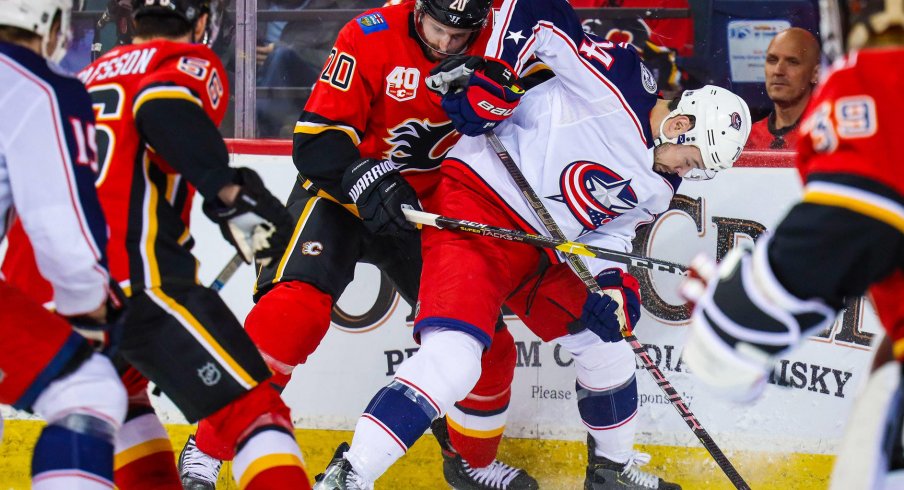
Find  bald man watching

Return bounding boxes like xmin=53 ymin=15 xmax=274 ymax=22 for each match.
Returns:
xmin=747 ymin=27 xmax=820 ymax=150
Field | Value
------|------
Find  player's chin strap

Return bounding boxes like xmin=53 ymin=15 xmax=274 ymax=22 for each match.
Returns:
xmin=484 ymin=130 xmax=751 ymax=490
xmin=654 ymin=111 xmax=717 ymax=181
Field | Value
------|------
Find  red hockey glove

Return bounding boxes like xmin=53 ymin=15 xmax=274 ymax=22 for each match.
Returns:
xmin=430 ymin=56 xmax=524 ymax=136
xmin=581 ymin=268 xmax=642 ymax=342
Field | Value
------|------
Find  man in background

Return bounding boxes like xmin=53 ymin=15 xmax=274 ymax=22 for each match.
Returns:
xmin=746 ymin=27 xmax=820 ymax=150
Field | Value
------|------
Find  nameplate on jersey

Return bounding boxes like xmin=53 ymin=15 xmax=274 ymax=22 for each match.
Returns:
xmin=357 ymin=13 xmax=388 ymax=34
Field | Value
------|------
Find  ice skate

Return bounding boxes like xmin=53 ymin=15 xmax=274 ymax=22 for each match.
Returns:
xmin=178 ymin=435 xmax=222 ymax=490
xmin=585 ymin=436 xmax=680 ymax=489
xmin=313 ymin=442 xmax=373 ymax=490
xmin=443 ymin=451 xmax=539 ymax=490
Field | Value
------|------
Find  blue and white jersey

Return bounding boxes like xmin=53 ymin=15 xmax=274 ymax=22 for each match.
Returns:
xmin=448 ymin=0 xmax=681 ymax=275
xmin=0 ymin=42 xmax=109 ymax=315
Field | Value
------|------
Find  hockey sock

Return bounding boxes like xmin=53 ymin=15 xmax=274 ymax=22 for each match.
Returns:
xmin=447 ymin=327 xmax=516 ymax=467
xmin=347 ymin=328 xmax=484 ymax=482
xmin=196 ymin=417 xmax=236 ymax=461
xmin=578 ymin=375 xmax=639 ymax=463
xmin=233 ymin=427 xmax=309 ymax=490
xmin=346 ymin=380 xmax=439 ymax=483
xmin=245 ymin=281 xmax=333 ymax=367
xmin=32 ymin=422 xmax=115 ymax=489
xmin=114 ymin=412 xmax=181 ymax=489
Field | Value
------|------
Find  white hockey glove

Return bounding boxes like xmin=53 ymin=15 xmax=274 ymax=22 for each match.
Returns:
xmin=680 ymin=241 xmax=836 ymax=402
xmin=203 ymin=168 xmax=293 ymax=267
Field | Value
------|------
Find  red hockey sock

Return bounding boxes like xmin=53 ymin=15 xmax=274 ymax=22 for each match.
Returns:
xmin=114 ymin=409 xmax=181 ymax=490
xmin=448 ymin=327 xmax=516 ymax=467
xmin=245 ymin=281 xmax=333 ymax=367
xmin=196 ymin=417 xmax=236 ymax=461
xmin=234 ymin=429 xmax=310 ymax=490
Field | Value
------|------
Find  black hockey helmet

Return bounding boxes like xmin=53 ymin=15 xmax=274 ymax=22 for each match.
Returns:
xmin=819 ymin=0 xmax=904 ymax=63
xmin=415 ymin=0 xmax=492 ymax=30
xmin=131 ymin=0 xmax=210 ymax=24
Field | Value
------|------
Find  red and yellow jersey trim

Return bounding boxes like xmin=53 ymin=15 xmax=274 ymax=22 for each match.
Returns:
xmin=802 ymin=181 xmax=904 ymax=235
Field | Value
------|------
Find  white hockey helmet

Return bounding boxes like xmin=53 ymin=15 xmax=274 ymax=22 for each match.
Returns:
xmin=0 ymin=0 xmax=72 ymax=63
xmin=656 ymin=85 xmax=752 ymax=179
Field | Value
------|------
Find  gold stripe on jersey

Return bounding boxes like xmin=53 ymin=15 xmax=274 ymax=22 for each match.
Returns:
xmin=300 ymin=179 xmax=359 ymax=216
xmin=803 ymin=181 xmax=904 ymax=234
xmin=139 ymin=153 xmax=163 ymax=288
xmin=133 ymin=85 xmax=204 ymax=116
xmin=272 ymin=197 xmax=322 ymax=285
xmin=146 ymin=286 xmax=258 ymax=389
xmin=164 ymin=174 xmax=178 ymax=205
xmin=293 ymin=121 xmax=361 ymax=146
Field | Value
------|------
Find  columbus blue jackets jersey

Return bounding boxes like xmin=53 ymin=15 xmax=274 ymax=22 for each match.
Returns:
xmin=448 ymin=0 xmax=680 ymax=275
xmin=0 ymin=42 xmax=109 ymax=315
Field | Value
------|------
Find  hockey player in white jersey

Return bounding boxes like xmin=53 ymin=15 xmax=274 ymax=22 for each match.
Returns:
xmin=313 ymin=0 xmax=751 ymax=489
xmin=0 ymin=0 xmax=128 ymax=488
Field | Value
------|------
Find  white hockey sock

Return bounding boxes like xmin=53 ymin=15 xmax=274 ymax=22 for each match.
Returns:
xmin=345 ymin=415 xmax=407 ymax=484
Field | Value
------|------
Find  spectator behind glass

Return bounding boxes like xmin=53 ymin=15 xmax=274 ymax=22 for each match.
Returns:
xmin=571 ymin=0 xmax=694 ymax=96
xmin=746 ymin=27 xmax=820 ymax=150
xmin=256 ymin=0 xmax=383 ymax=137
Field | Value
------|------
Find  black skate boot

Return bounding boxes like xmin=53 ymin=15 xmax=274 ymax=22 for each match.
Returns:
xmin=585 ymin=436 xmax=681 ymax=489
xmin=178 ymin=435 xmax=222 ymax=490
xmin=313 ymin=442 xmax=372 ymax=490
xmin=432 ymin=417 xmax=539 ymax=489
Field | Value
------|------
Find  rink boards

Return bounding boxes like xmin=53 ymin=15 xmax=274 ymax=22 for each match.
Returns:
xmin=0 ymin=147 xmax=877 ymax=488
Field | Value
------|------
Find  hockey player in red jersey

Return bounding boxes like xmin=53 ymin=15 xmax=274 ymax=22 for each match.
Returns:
xmin=0 ymin=1 xmax=129 ymax=487
xmin=314 ymin=0 xmax=751 ymax=488
xmin=178 ymin=2 xmax=538 ymax=489
xmin=681 ymin=0 xmax=904 ymax=488
xmin=73 ymin=1 xmax=310 ymax=489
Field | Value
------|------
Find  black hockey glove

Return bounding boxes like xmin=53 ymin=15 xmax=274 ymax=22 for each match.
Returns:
xmin=341 ymin=158 xmax=422 ymax=236
xmin=66 ymin=280 xmax=128 ymax=356
xmin=202 ymin=167 xmax=293 ymax=266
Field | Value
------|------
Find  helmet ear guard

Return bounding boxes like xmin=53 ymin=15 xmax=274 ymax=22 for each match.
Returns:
xmin=655 ymin=85 xmax=752 ymax=177
xmin=0 ymin=0 xmax=72 ymax=63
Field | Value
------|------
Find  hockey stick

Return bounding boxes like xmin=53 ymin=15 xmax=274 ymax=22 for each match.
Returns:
xmin=403 ymin=209 xmax=688 ymax=275
xmin=209 ymin=253 xmax=244 ymax=292
xmin=485 ymin=131 xmax=750 ymax=490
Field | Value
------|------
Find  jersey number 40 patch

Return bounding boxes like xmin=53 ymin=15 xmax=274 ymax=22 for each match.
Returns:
xmin=386 ymin=66 xmax=419 ymax=102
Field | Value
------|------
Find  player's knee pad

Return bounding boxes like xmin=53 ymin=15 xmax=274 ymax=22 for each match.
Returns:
xmin=202 ymin=383 xmax=292 ymax=453
xmin=32 ymin=353 xmax=127 ymax=441
xmin=394 ymin=328 xmax=485 ymax=415
xmin=246 ymin=281 xmax=333 ymax=368
xmin=558 ymin=330 xmax=638 ymax=429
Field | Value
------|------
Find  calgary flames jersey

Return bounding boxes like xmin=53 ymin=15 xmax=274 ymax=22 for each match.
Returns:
xmin=292 ymin=1 xmax=493 ymax=201
xmin=797 ymin=48 xmax=904 ymax=198
xmin=78 ymin=40 xmax=228 ymax=290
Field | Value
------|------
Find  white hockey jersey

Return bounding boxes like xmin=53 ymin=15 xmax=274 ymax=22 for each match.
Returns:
xmin=0 ymin=42 xmax=109 ymax=315
xmin=448 ymin=0 xmax=682 ymax=275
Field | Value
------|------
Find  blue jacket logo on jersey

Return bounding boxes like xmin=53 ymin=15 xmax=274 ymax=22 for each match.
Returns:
xmin=550 ymin=161 xmax=638 ymax=229
xmin=357 ymin=13 xmax=388 ymax=34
